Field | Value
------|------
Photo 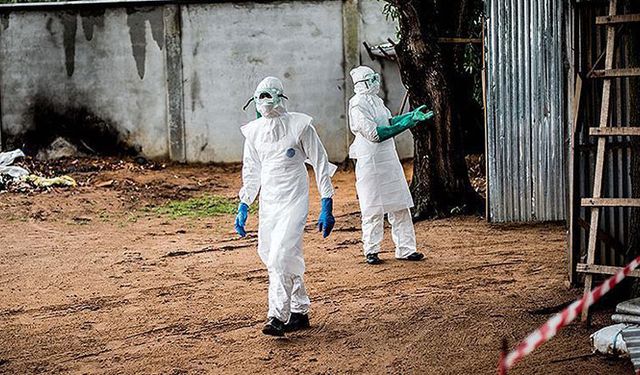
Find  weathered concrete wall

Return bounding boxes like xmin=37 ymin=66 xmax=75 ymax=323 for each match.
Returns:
xmin=0 ymin=7 xmax=169 ymax=157
xmin=0 ymin=0 xmax=406 ymax=162
xmin=181 ymin=1 xmax=346 ymax=163
xmin=358 ymin=0 xmax=413 ymax=160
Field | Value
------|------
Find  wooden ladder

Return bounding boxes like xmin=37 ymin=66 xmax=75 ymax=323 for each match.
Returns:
xmin=578 ymin=0 xmax=640 ymax=323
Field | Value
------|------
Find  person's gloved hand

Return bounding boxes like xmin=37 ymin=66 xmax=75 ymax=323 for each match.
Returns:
xmin=411 ymin=105 xmax=434 ymax=123
xmin=317 ymin=198 xmax=335 ymax=238
xmin=380 ymin=105 xmax=434 ymax=142
xmin=235 ymin=202 xmax=249 ymax=237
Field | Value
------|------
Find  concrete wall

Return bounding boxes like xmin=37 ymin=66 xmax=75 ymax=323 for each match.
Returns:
xmin=358 ymin=0 xmax=414 ymax=159
xmin=0 ymin=0 xmax=406 ymax=163
xmin=181 ymin=1 xmax=346 ymax=162
xmin=0 ymin=7 xmax=169 ymax=158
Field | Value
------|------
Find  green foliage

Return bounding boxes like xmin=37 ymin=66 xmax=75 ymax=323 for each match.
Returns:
xmin=460 ymin=11 xmax=484 ymax=106
xmin=382 ymin=2 xmax=399 ymax=22
xmin=153 ymin=195 xmax=254 ymax=219
xmin=380 ymin=1 xmax=401 ymax=38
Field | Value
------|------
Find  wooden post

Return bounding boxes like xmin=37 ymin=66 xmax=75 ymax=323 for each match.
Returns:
xmin=568 ymin=75 xmax=583 ymax=287
xmin=582 ymin=0 xmax=618 ymax=323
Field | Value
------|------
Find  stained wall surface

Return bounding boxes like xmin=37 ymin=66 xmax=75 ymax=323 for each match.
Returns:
xmin=0 ymin=0 xmax=407 ymax=162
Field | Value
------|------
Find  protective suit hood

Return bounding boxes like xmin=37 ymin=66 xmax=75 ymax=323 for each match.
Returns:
xmin=350 ymin=66 xmax=381 ymax=96
xmin=250 ymin=76 xmax=289 ymax=143
xmin=254 ymin=76 xmax=288 ymax=119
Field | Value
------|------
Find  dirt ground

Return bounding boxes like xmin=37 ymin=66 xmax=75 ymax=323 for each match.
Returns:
xmin=0 ymin=158 xmax=633 ymax=374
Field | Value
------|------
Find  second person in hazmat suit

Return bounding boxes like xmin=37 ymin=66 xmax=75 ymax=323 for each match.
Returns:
xmin=234 ymin=77 xmax=337 ymax=337
xmin=348 ymin=66 xmax=433 ymax=265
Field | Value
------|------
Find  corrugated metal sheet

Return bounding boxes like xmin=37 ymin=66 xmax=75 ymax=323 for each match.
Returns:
xmin=570 ymin=1 xmax=635 ymax=269
xmin=485 ymin=0 xmax=567 ymax=222
xmin=621 ymin=325 xmax=640 ymax=371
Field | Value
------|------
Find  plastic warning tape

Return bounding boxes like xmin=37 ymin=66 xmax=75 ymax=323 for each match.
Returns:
xmin=499 ymin=255 xmax=640 ymax=374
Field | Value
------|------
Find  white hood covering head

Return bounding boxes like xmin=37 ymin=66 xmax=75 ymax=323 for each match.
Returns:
xmin=254 ymin=76 xmax=288 ymax=143
xmin=350 ymin=66 xmax=380 ymax=96
xmin=254 ymin=76 xmax=288 ymax=119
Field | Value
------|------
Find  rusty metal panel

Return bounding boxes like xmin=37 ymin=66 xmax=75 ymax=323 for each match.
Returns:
xmin=485 ymin=0 xmax=567 ymax=222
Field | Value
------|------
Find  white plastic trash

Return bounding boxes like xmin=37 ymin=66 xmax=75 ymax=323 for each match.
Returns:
xmin=0 ymin=149 xmax=25 ymax=166
xmin=0 ymin=149 xmax=29 ymax=179
xmin=590 ymin=323 xmax=630 ymax=357
xmin=0 ymin=166 xmax=29 ymax=178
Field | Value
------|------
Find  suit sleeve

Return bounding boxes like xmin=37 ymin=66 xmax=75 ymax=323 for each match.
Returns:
xmin=349 ymin=102 xmax=381 ymax=143
xmin=238 ymin=139 xmax=261 ymax=205
xmin=300 ymin=124 xmax=336 ymax=199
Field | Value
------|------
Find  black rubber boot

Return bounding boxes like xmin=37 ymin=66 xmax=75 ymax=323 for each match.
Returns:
xmin=366 ymin=253 xmax=382 ymax=265
xmin=262 ymin=317 xmax=285 ymax=337
xmin=400 ymin=252 xmax=424 ymax=261
xmin=284 ymin=313 xmax=310 ymax=332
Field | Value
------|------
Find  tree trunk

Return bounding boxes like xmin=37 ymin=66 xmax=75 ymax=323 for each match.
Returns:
xmin=390 ymin=0 xmax=482 ymax=219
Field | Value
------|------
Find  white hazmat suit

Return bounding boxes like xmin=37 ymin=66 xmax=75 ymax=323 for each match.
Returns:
xmin=238 ymin=77 xmax=337 ymax=323
xmin=348 ymin=66 xmax=417 ymax=259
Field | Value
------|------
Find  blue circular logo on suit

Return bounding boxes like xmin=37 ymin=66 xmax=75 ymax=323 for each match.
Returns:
xmin=286 ymin=148 xmax=296 ymax=158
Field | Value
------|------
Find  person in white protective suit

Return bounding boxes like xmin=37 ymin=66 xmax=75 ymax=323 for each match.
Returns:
xmin=348 ymin=66 xmax=434 ymax=265
xmin=234 ymin=77 xmax=337 ymax=337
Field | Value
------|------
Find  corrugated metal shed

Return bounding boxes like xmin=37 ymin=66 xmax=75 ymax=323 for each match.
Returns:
xmin=485 ymin=0 xmax=567 ymax=222
xmin=569 ymin=0 xmax=636 ymax=272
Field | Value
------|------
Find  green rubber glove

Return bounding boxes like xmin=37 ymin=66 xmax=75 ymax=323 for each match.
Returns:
xmin=389 ymin=111 xmax=413 ymax=127
xmin=377 ymin=105 xmax=434 ymax=142
xmin=411 ymin=105 xmax=433 ymax=122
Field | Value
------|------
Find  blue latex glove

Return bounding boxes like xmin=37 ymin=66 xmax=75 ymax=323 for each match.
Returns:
xmin=317 ymin=198 xmax=335 ymax=238
xmin=235 ymin=202 xmax=249 ymax=237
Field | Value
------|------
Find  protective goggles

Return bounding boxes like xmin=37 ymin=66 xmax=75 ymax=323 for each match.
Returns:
xmin=242 ymin=87 xmax=289 ymax=111
xmin=355 ymin=72 xmax=381 ymax=88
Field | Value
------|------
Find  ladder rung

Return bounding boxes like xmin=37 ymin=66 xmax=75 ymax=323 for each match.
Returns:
xmin=590 ymin=127 xmax=640 ymax=136
xmin=589 ymin=68 xmax=640 ymax=78
xmin=577 ymin=263 xmax=640 ymax=278
xmin=596 ymin=14 xmax=640 ymax=25
xmin=581 ymin=198 xmax=640 ymax=207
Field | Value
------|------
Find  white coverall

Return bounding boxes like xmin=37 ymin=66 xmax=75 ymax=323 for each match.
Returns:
xmin=348 ymin=66 xmax=417 ymax=259
xmin=239 ymin=77 xmax=336 ymax=323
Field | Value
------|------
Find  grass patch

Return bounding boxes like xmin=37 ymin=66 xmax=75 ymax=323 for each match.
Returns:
xmin=154 ymin=195 xmax=252 ymax=219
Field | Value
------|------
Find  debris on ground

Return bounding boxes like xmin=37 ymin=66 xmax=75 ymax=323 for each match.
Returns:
xmin=590 ymin=323 xmax=630 ymax=357
xmin=36 ymin=137 xmax=78 ymax=161
xmin=22 ymin=174 xmax=77 ymax=188
xmin=611 ymin=298 xmax=640 ymax=372
xmin=1 ymin=149 xmax=78 ymax=192
xmin=18 ymin=155 xmax=167 ymax=177
xmin=0 ymin=153 xmax=172 ymax=195
xmin=613 ymin=298 xmax=640 ymax=325
xmin=0 ymin=149 xmax=29 ymax=178
xmin=589 ymin=297 xmax=640 ymax=371
xmin=466 ymin=154 xmax=486 ymax=198
xmin=0 ymin=149 xmax=30 ymax=190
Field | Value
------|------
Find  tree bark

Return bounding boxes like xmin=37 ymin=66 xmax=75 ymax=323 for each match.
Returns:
xmin=389 ymin=0 xmax=482 ymax=219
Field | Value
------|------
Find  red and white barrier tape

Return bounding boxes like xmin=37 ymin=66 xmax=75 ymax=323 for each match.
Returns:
xmin=498 ymin=255 xmax=640 ymax=374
